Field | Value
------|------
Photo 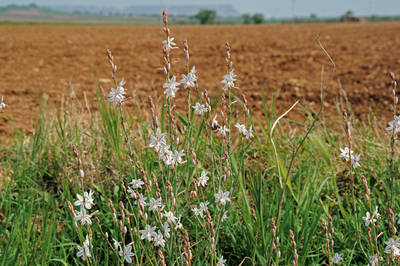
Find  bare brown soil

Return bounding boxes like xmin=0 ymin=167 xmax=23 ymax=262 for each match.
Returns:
xmin=1 ymin=22 xmax=400 ymax=137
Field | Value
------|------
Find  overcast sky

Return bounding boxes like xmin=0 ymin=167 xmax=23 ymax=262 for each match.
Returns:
xmin=1 ymin=0 xmax=399 ymax=17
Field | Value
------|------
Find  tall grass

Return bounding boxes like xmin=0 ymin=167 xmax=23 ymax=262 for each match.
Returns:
xmin=1 ymin=11 xmax=400 ymax=266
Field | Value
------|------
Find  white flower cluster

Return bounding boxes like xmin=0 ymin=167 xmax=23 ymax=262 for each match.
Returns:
xmin=108 ymin=79 xmax=126 ymax=106
xmin=211 ymin=115 xmax=230 ymax=137
xmin=126 ymin=178 xmax=164 ymax=212
xmin=235 ymin=123 xmax=254 ymax=139
xmin=198 ymin=171 xmax=209 ymax=187
xmin=217 ymin=256 xmax=227 ymax=266
xmin=113 ymin=240 xmax=135 ymax=263
xmin=76 ymin=235 xmax=92 ymax=261
xmin=126 ymin=179 xmax=144 ymax=197
xmin=221 ymin=70 xmax=237 ymax=90
xmin=192 ymin=201 xmax=209 ymax=218
xmin=339 ymin=147 xmax=361 ymax=168
xmin=180 ymin=66 xmax=197 ymax=89
xmin=362 ymin=206 xmax=380 ymax=227
xmin=214 ymin=190 xmax=231 ymax=206
xmin=74 ymin=190 xmax=95 ymax=226
xmin=385 ymin=238 xmax=400 ymax=257
xmin=149 ymin=128 xmax=185 ymax=166
xmin=369 ymin=254 xmax=383 ymax=266
xmin=138 ymin=209 xmax=182 ymax=248
xmin=387 ymin=115 xmax=400 ymax=133
xmin=72 ymin=191 xmax=97 ymax=261
xmin=163 ymin=76 xmax=180 ymax=99
xmin=192 ymin=102 xmax=208 ymax=115
xmin=332 ymin=253 xmax=343 ymax=264
xmin=139 ymin=225 xmax=166 ymax=247
xmin=162 ymin=36 xmax=178 ymax=51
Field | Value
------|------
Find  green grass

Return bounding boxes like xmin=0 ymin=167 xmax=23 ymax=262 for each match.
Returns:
xmin=1 ymin=20 xmax=400 ymax=266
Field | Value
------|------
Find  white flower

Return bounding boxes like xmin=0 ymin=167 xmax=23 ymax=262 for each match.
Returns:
xmin=149 ymin=128 xmax=167 ymax=152
xmin=362 ymin=212 xmax=376 ymax=227
xmin=387 ymin=115 xmax=400 ymax=133
xmin=108 ymin=79 xmax=126 ymax=106
xmin=332 ymin=253 xmax=343 ymax=264
xmin=339 ymin=147 xmax=360 ymax=168
xmin=385 ymin=238 xmax=400 ymax=254
xmin=129 ymin=179 xmax=144 ymax=189
xmin=189 ymin=66 xmax=197 ymax=80
xmin=139 ymin=224 xmax=157 ymax=241
xmin=148 ymin=198 xmax=163 ymax=212
xmin=235 ymin=123 xmax=247 ymax=134
xmin=244 ymin=125 xmax=254 ymax=139
xmin=74 ymin=207 xmax=92 ymax=226
xmin=192 ymin=207 xmax=202 ymax=217
xmin=193 ymin=201 xmax=209 ymax=217
xmin=221 ymin=211 xmax=228 ymax=221
xmin=74 ymin=190 xmax=94 ymax=210
xmin=113 ymin=238 xmax=121 ymax=250
xmin=214 ymin=190 xmax=231 ymax=206
xmin=153 ymin=231 xmax=166 ymax=247
xmin=351 ymin=154 xmax=361 ymax=168
xmin=198 ymin=171 xmax=209 ymax=187
xmin=199 ymin=201 xmax=209 ymax=213
xmin=216 ymin=125 xmax=230 ymax=137
xmin=393 ymin=247 xmax=400 ymax=258
xmin=369 ymin=254 xmax=383 ymax=266
xmin=373 ymin=206 xmax=381 ymax=219
xmin=212 ymin=114 xmax=219 ymax=128
xmin=162 ymin=211 xmax=177 ymax=224
xmin=171 ymin=149 xmax=185 ymax=166
xmin=162 ymin=222 xmax=170 ymax=238
xmin=163 ymin=76 xmax=180 ymax=99
xmin=180 ymin=67 xmax=197 ymax=89
xmin=76 ymin=235 xmax=91 ymax=261
xmin=0 ymin=96 xmax=6 ymax=110
xmin=158 ymin=145 xmax=172 ymax=162
xmin=127 ymin=188 xmax=136 ymax=197
xmin=192 ymin=102 xmax=208 ymax=115
xmin=221 ymin=70 xmax=237 ymax=89
xmin=162 ymin=36 xmax=177 ymax=51
xmin=362 ymin=206 xmax=380 ymax=227
xmin=235 ymin=123 xmax=253 ymax=139
xmin=175 ymin=215 xmax=183 ymax=230
xmin=217 ymin=256 xmax=226 ymax=266
xmin=132 ymin=192 xmax=147 ymax=206
xmin=119 ymin=245 xmax=135 ymax=263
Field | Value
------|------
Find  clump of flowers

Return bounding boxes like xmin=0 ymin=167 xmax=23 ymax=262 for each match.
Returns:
xmin=339 ymin=147 xmax=361 ymax=168
xmin=180 ymin=66 xmax=197 ymax=89
xmin=163 ymin=76 xmax=180 ymax=99
xmin=149 ymin=128 xmax=185 ymax=166
xmin=192 ymin=102 xmax=208 ymax=115
xmin=221 ymin=70 xmax=237 ymax=90
xmin=387 ymin=115 xmax=400 ymax=133
xmin=214 ymin=190 xmax=231 ymax=206
xmin=108 ymin=79 xmax=126 ymax=106
xmin=332 ymin=253 xmax=343 ymax=264
xmin=76 ymin=235 xmax=91 ymax=261
xmin=235 ymin=123 xmax=254 ymax=139
xmin=362 ymin=206 xmax=380 ymax=227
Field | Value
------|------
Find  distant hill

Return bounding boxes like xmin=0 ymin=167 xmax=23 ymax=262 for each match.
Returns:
xmin=0 ymin=4 xmax=161 ymax=24
xmin=49 ymin=4 xmax=240 ymax=17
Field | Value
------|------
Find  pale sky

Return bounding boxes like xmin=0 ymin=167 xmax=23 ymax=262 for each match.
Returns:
xmin=1 ymin=0 xmax=399 ymax=17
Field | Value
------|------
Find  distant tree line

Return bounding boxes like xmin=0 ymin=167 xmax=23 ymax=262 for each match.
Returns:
xmin=242 ymin=13 xmax=265 ymax=24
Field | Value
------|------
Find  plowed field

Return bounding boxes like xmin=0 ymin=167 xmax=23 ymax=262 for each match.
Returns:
xmin=1 ymin=22 xmax=400 ymax=137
